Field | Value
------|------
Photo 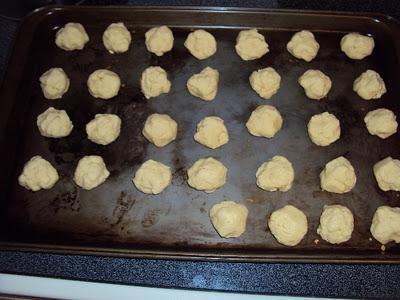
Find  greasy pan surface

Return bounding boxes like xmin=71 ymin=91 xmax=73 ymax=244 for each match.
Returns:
xmin=0 ymin=6 xmax=400 ymax=262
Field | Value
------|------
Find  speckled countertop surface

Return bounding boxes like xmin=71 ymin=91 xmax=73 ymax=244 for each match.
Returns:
xmin=1 ymin=1 xmax=400 ymax=298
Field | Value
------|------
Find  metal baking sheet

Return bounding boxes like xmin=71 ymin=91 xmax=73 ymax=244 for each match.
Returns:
xmin=1 ymin=6 xmax=400 ymax=263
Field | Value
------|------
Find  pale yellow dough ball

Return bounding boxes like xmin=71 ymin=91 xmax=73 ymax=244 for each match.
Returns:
xmin=187 ymin=67 xmax=219 ymax=101
xmin=142 ymin=113 xmax=177 ymax=147
xmin=340 ymin=33 xmax=374 ymax=60
xmin=86 ymin=114 xmax=121 ymax=145
xmin=39 ymin=68 xmax=70 ymax=100
xmin=371 ymin=206 xmax=400 ymax=245
xmin=307 ymin=112 xmax=341 ymax=146
xmin=87 ymin=69 xmax=121 ymax=100
xmin=194 ymin=116 xmax=229 ymax=149
xmin=55 ymin=22 xmax=89 ymax=51
xmin=141 ymin=66 xmax=171 ymax=99
xmin=145 ymin=26 xmax=174 ymax=56
xmin=256 ymin=155 xmax=295 ymax=192
xmin=299 ymin=69 xmax=332 ymax=100
xmin=235 ymin=29 xmax=269 ymax=61
xmin=246 ymin=105 xmax=283 ymax=138
xmin=317 ymin=205 xmax=354 ymax=244
xmin=249 ymin=67 xmax=281 ymax=100
xmin=373 ymin=157 xmax=400 ymax=192
xmin=103 ymin=22 xmax=132 ymax=54
xmin=353 ymin=70 xmax=386 ymax=100
xmin=133 ymin=159 xmax=172 ymax=194
xmin=18 ymin=156 xmax=59 ymax=191
xmin=187 ymin=157 xmax=227 ymax=193
xmin=184 ymin=29 xmax=217 ymax=60
xmin=320 ymin=156 xmax=356 ymax=194
xmin=73 ymin=155 xmax=110 ymax=190
xmin=37 ymin=107 xmax=73 ymax=138
xmin=364 ymin=108 xmax=397 ymax=139
xmin=210 ymin=201 xmax=248 ymax=238
xmin=287 ymin=30 xmax=320 ymax=62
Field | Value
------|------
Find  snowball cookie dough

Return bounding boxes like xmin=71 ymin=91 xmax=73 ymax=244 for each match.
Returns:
xmin=373 ymin=157 xmax=400 ymax=191
xmin=194 ymin=116 xmax=229 ymax=149
xmin=184 ymin=29 xmax=217 ymax=60
xmin=73 ymin=155 xmax=110 ymax=190
xmin=268 ymin=205 xmax=308 ymax=246
xmin=364 ymin=108 xmax=398 ymax=139
xmin=103 ymin=22 xmax=131 ymax=54
xmin=18 ymin=156 xmax=59 ymax=191
xmin=246 ymin=105 xmax=283 ymax=138
xmin=37 ymin=107 xmax=73 ymax=138
xmin=235 ymin=29 xmax=269 ymax=61
xmin=307 ymin=112 xmax=341 ymax=146
xmin=353 ymin=70 xmax=386 ymax=100
xmin=142 ymin=113 xmax=177 ymax=147
xmin=39 ymin=68 xmax=70 ymax=100
xmin=87 ymin=69 xmax=121 ymax=100
xmin=320 ymin=156 xmax=357 ymax=194
xmin=340 ymin=33 xmax=375 ymax=60
xmin=317 ymin=205 xmax=354 ymax=244
xmin=145 ymin=26 xmax=174 ymax=56
xmin=298 ymin=69 xmax=332 ymax=100
xmin=371 ymin=206 xmax=400 ymax=245
xmin=287 ymin=30 xmax=320 ymax=62
xmin=133 ymin=160 xmax=172 ymax=194
xmin=55 ymin=23 xmax=89 ymax=51
xmin=187 ymin=157 xmax=227 ymax=193
xmin=256 ymin=156 xmax=295 ymax=192
xmin=86 ymin=114 xmax=121 ymax=145
xmin=140 ymin=66 xmax=171 ymax=99
xmin=210 ymin=201 xmax=248 ymax=238
xmin=249 ymin=67 xmax=281 ymax=100
xmin=187 ymin=67 xmax=219 ymax=101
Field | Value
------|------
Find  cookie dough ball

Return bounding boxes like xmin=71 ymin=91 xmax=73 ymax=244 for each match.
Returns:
xmin=133 ymin=159 xmax=172 ymax=194
xmin=287 ymin=30 xmax=320 ymax=62
xmin=246 ymin=105 xmax=283 ymax=138
xmin=320 ymin=156 xmax=357 ymax=194
xmin=353 ymin=70 xmax=386 ymax=100
xmin=142 ymin=113 xmax=177 ymax=147
xmin=364 ymin=108 xmax=398 ymax=139
xmin=73 ymin=156 xmax=110 ymax=190
xmin=140 ymin=66 xmax=171 ymax=99
xmin=307 ymin=112 xmax=341 ymax=146
xmin=373 ymin=157 xmax=400 ymax=191
xmin=145 ymin=26 xmax=174 ymax=56
xmin=55 ymin=22 xmax=89 ymax=51
xmin=187 ymin=67 xmax=219 ymax=101
xmin=103 ymin=22 xmax=131 ymax=54
xmin=194 ymin=116 xmax=229 ymax=149
xmin=299 ymin=69 xmax=332 ymax=100
xmin=371 ymin=206 xmax=400 ymax=245
xmin=268 ymin=205 xmax=308 ymax=246
xmin=86 ymin=114 xmax=121 ymax=145
xmin=39 ymin=68 xmax=70 ymax=100
xmin=210 ymin=201 xmax=248 ymax=238
xmin=18 ymin=156 xmax=59 ymax=191
xmin=37 ymin=107 xmax=73 ymax=138
xmin=317 ymin=205 xmax=354 ymax=244
xmin=256 ymin=156 xmax=294 ymax=192
xmin=249 ymin=67 xmax=281 ymax=100
xmin=187 ymin=157 xmax=227 ymax=193
xmin=87 ymin=69 xmax=121 ymax=100
xmin=235 ymin=29 xmax=269 ymax=61
xmin=184 ymin=29 xmax=217 ymax=60
xmin=340 ymin=33 xmax=375 ymax=60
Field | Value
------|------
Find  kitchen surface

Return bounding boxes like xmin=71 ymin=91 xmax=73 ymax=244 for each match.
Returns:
xmin=1 ymin=1 xmax=400 ymax=299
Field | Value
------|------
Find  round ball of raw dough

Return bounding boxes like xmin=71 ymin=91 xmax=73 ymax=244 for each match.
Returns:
xmin=210 ymin=201 xmax=248 ymax=238
xmin=18 ymin=156 xmax=59 ymax=191
xmin=194 ymin=116 xmax=229 ymax=149
xmin=370 ymin=206 xmax=400 ymax=245
xmin=39 ymin=68 xmax=70 ymax=100
xmin=184 ymin=29 xmax=217 ymax=60
xmin=307 ymin=112 xmax=341 ymax=146
xmin=246 ymin=105 xmax=283 ymax=138
xmin=317 ymin=205 xmax=354 ymax=244
xmin=87 ymin=69 xmax=121 ymax=100
xmin=320 ymin=156 xmax=357 ymax=194
xmin=55 ymin=23 xmax=89 ymax=51
xmin=364 ymin=108 xmax=398 ymax=139
xmin=142 ymin=113 xmax=177 ymax=147
xmin=86 ymin=114 xmax=121 ymax=145
xmin=187 ymin=157 xmax=227 ymax=193
xmin=287 ymin=30 xmax=320 ymax=62
xmin=299 ymin=69 xmax=332 ymax=100
xmin=373 ymin=156 xmax=400 ymax=191
xmin=140 ymin=66 xmax=171 ymax=99
xmin=268 ymin=205 xmax=308 ymax=246
xmin=145 ymin=26 xmax=174 ymax=56
xmin=235 ymin=29 xmax=269 ymax=61
xmin=353 ymin=69 xmax=386 ymax=100
xmin=133 ymin=159 xmax=172 ymax=194
xmin=103 ymin=22 xmax=131 ymax=54
xmin=340 ymin=33 xmax=375 ymax=60
xmin=256 ymin=155 xmax=294 ymax=192
xmin=37 ymin=107 xmax=73 ymax=138
xmin=249 ymin=67 xmax=281 ymax=100
xmin=73 ymin=155 xmax=110 ymax=190
xmin=187 ymin=67 xmax=219 ymax=101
